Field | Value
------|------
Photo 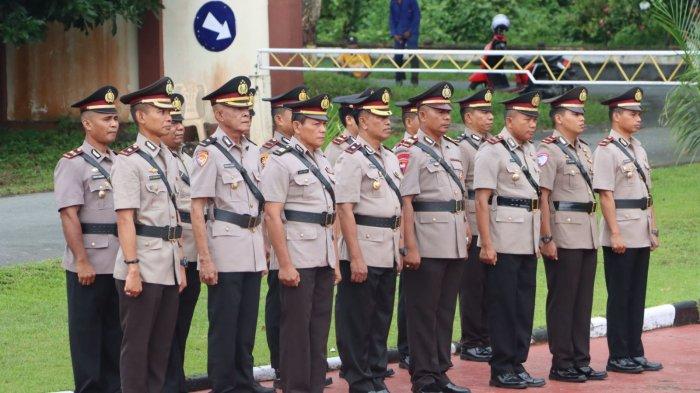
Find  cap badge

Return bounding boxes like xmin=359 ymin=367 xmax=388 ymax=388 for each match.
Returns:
xmin=531 ymin=93 xmax=541 ymax=107
xmin=484 ymin=90 xmax=493 ymax=102
xmin=579 ymin=89 xmax=588 ymax=102
xmin=442 ymin=85 xmax=452 ymax=99
xmin=238 ymin=80 xmax=249 ymax=95
xmin=634 ymin=89 xmax=643 ymax=102
xmin=299 ymin=89 xmax=309 ymax=101
xmin=105 ymin=89 xmax=115 ymax=104
xmin=172 ymin=97 xmax=182 ymax=111
xmin=165 ymin=79 xmax=174 ymax=95
xmin=321 ymin=96 xmax=331 ymax=110
xmin=381 ymin=89 xmax=390 ymax=104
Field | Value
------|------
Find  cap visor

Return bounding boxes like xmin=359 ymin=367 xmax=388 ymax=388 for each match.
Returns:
xmin=564 ymin=107 xmax=585 ymax=114
xmin=171 ymin=114 xmax=184 ymax=122
xmin=222 ymin=102 xmax=253 ymax=108
xmin=89 ymin=108 xmax=118 ymax=115
xmin=516 ymin=109 xmax=540 ymax=118
xmin=620 ymin=105 xmax=643 ymax=112
xmin=423 ymin=103 xmax=453 ymax=111
xmin=302 ymin=114 xmax=329 ymax=122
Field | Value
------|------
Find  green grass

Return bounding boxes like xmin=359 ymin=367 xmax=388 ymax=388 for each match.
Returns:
xmin=1 ymin=163 xmax=698 ymax=392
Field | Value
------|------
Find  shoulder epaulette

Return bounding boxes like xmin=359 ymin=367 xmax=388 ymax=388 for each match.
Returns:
xmin=263 ymin=138 xmax=279 ymax=149
xmin=579 ymin=138 xmax=589 ymax=146
xmin=486 ymin=136 xmax=503 ymax=144
xmin=443 ymin=135 xmax=460 ymax=145
xmin=273 ymin=145 xmax=293 ymax=156
xmin=598 ymin=136 xmax=614 ymax=146
xmin=62 ymin=147 xmax=83 ymax=159
xmin=332 ymin=134 xmax=349 ymax=145
xmin=398 ymin=136 xmax=418 ymax=148
xmin=345 ymin=142 xmax=362 ymax=154
xmin=199 ymin=136 xmax=217 ymax=147
xmin=119 ymin=143 xmax=140 ymax=156
xmin=541 ymin=135 xmax=556 ymax=144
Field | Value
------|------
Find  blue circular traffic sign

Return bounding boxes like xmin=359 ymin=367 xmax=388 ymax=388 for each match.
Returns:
xmin=193 ymin=1 xmax=236 ymax=52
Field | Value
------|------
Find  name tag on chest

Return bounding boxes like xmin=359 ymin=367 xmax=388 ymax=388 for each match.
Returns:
xmin=148 ymin=174 xmax=162 ymax=180
xmin=91 ymin=174 xmax=106 ymax=180
xmin=223 ymin=163 xmax=237 ymax=169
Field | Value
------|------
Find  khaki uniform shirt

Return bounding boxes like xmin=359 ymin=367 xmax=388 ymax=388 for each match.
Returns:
xmin=473 ymin=127 xmax=541 ymax=255
xmin=334 ymin=136 xmax=402 ymax=268
xmin=592 ymin=129 xmax=653 ymax=248
xmin=190 ymin=128 xmax=266 ymax=272
xmin=400 ymin=130 xmax=469 ymax=259
xmin=172 ymin=148 xmax=197 ymax=262
xmin=457 ymin=128 xmax=486 ymax=236
xmin=112 ymin=133 xmax=182 ymax=285
xmin=54 ymin=140 xmax=119 ymax=274
xmin=324 ymin=131 xmax=356 ymax=166
xmin=260 ymin=137 xmax=337 ymax=269
xmin=537 ymin=131 xmax=598 ymax=250
xmin=259 ymin=130 xmax=291 ymax=271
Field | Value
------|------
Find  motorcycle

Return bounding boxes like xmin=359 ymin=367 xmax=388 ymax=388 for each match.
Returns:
xmin=513 ymin=54 xmax=576 ymax=98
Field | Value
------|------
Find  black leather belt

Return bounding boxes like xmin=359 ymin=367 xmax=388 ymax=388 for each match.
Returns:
xmin=178 ymin=210 xmax=208 ymax=224
xmin=492 ymin=196 xmax=540 ymax=211
xmin=615 ymin=196 xmax=653 ymax=210
xmin=80 ymin=223 xmax=118 ymax=236
xmin=354 ymin=214 xmax=401 ymax=229
xmin=467 ymin=190 xmax=476 ymax=200
xmin=214 ymin=208 xmax=261 ymax=229
xmin=284 ymin=209 xmax=336 ymax=227
xmin=412 ymin=200 xmax=465 ymax=212
xmin=553 ymin=201 xmax=597 ymax=214
xmin=135 ymin=224 xmax=182 ymax=240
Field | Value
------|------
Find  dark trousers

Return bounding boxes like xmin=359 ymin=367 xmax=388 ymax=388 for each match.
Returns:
xmin=66 ymin=272 xmax=122 ymax=393
xmin=544 ymin=248 xmax=597 ymax=369
xmin=404 ymin=257 xmax=464 ymax=389
xmin=116 ymin=279 xmax=179 ymax=393
xmin=280 ymin=266 xmax=334 ymax=393
xmin=396 ymin=271 xmax=409 ymax=357
xmin=208 ymin=271 xmax=262 ymax=393
xmin=265 ymin=269 xmax=281 ymax=372
xmin=486 ymin=253 xmax=537 ymax=376
xmin=336 ymin=261 xmax=397 ymax=392
xmin=164 ymin=263 xmax=201 ymax=393
xmin=459 ymin=236 xmax=490 ymax=348
xmin=393 ymin=37 xmax=419 ymax=84
xmin=603 ymin=247 xmax=650 ymax=359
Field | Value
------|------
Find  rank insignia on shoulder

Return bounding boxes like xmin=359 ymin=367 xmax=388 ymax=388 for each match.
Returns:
xmin=263 ymin=138 xmax=279 ymax=149
xmin=486 ymin=136 xmax=503 ymax=144
xmin=62 ymin=147 xmax=83 ymax=159
xmin=273 ymin=145 xmax=292 ymax=156
xmin=541 ymin=135 xmax=557 ymax=144
xmin=423 ymin=136 xmax=435 ymax=146
xmin=119 ymin=144 xmax=140 ymax=156
xmin=345 ymin=142 xmax=361 ymax=154
xmin=398 ymin=137 xmax=417 ymax=148
xmin=443 ymin=135 xmax=459 ymax=145
xmin=598 ymin=136 xmax=614 ymax=146
xmin=332 ymin=134 xmax=349 ymax=145
xmin=199 ymin=136 xmax=216 ymax=146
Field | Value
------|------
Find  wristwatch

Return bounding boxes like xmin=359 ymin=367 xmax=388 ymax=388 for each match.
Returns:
xmin=124 ymin=258 xmax=140 ymax=265
xmin=651 ymin=229 xmax=659 ymax=236
xmin=399 ymin=247 xmax=408 ymax=256
xmin=180 ymin=258 xmax=188 ymax=267
xmin=540 ymin=235 xmax=553 ymax=244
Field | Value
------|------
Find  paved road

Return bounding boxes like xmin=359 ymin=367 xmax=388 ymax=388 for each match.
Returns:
xmin=0 ymin=192 xmax=63 ymax=266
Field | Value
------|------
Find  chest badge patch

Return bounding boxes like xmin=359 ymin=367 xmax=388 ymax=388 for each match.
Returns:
xmin=536 ymin=153 xmax=549 ymax=167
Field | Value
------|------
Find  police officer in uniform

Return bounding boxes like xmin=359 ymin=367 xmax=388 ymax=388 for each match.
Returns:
xmin=334 ymin=88 xmax=402 ymax=393
xmin=260 ymin=84 xmax=309 ymax=388
xmin=473 ymin=91 xmax=545 ymax=389
xmin=454 ymin=89 xmax=494 ymax=362
xmin=261 ymin=94 xmax=340 ymax=393
xmin=593 ymin=87 xmax=663 ymax=374
xmin=55 ymin=86 xmax=122 ymax=393
xmin=392 ymin=99 xmax=419 ymax=370
xmin=537 ymin=86 xmax=608 ymax=383
xmin=324 ymin=89 xmax=371 ymax=165
xmin=189 ymin=76 xmax=274 ymax=393
xmin=162 ymin=93 xmax=203 ymax=393
xmin=399 ymin=82 xmax=471 ymax=393
xmin=112 ymin=77 xmax=187 ymax=393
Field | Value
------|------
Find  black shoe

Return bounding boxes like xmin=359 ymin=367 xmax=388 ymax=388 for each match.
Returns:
xmin=632 ymin=356 xmax=663 ymax=371
xmin=606 ymin=358 xmax=644 ymax=374
xmin=325 ymin=376 xmax=333 ymax=386
xmin=549 ymin=367 xmax=586 ymax=383
xmin=483 ymin=346 xmax=493 ymax=356
xmin=399 ymin=354 xmax=411 ymax=369
xmin=576 ymin=365 xmax=607 ymax=380
xmin=489 ymin=373 xmax=527 ymax=389
xmin=383 ymin=367 xmax=395 ymax=378
xmin=517 ymin=371 xmax=546 ymax=387
xmin=413 ymin=382 xmax=443 ymax=393
xmin=460 ymin=346 xmax=491 ymax=362
xmin=252 ymin=382 xmax=275 ymax=393
xmin=440 ymin=382 xmax=471 ymax=393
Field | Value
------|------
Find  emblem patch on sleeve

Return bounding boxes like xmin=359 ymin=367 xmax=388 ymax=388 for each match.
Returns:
xmin=196 ymin=150 xmax=209 ymax=167
xmin=536 ymin=153 xmax=549 ymax=167
xmin=397 ymin=151 xmax=410 ymax=173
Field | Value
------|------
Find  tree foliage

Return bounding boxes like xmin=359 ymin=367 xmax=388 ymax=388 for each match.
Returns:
xmin=0 ymin=0 xmax=162 ymax=45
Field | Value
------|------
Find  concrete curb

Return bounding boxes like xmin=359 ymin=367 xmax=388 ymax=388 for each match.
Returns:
xmin=179 ymin=300 xmax=698 ymax=391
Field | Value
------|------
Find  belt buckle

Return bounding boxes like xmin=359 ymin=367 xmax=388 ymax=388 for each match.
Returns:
xmin=454 ymin=200 xmax=463 ymax=212
xmin=321 ymin=212 xmax=333 ymax=227
xmin=166 ymin=226 xmax=177 ymax=241
xmin=393 ymin=216 xmax=401 ymax=230
xmin=590 ymin=201 xmax=597 ymax=214
xmin=531 ymin=199 xmax=540 ymax=211
xmin=247 ymin=215 xmax=257 ymax=229
xmin=646 ymin=196 xmax=653 ymax=208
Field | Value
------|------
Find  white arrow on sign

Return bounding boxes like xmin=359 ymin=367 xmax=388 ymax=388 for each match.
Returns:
xmin=202 ymin=12 xmax=231 ymax=40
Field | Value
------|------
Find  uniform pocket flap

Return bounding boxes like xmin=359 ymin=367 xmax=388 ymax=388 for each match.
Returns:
xmin=616 ymin=210 xmax=641 ymax=221
xmin=450 ymin=159 xmax=463 ymax=171
xmin=293 ymin=173 xmax=318 ymax=186
xmin=211 ymin=220 xmax=243 ymax=237
xmin=366 ymin=168 xmax=381 ymax=179
xmin=83 ymin=234 xmax=109 ymax=249
xmin=222 ymin=172 xmax=243 ymax=185
xmin=88 ymin=179 xmax=112 ymax=192
xmin=357 ymin=226 xmax=385 ymax=242
xmin=495 ymin=208 xmax=526 ymax=223
xmin=506 ymin=163 xmax=521 ymax=173
xmin=418 ymin=213 xmax=450 ymax=224
xmin=140 ymin=237 xmax=163 ymax=250
xmin=145 ymin=182 xmax=163 ymax=194
xmin=286 ymin=225 xmax=318 ymax=240
xmin=426 ymin=163 xmax=445 ymax=173
xmin=554 ymin=212 xmax=583 ymax=224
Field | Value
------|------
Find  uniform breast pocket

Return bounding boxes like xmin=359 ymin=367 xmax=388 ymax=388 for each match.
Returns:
xmin=450 ymin=159 xmax=464 ymax=182
xmin=619 ymin=162 xmax=637 ymax=186
xmin=424 ymin=162 xmax=447 ymax=188
xmin=504 ymin=163 xmax=524 ymax=188
xmin=83 ymin=234 xmax=109 ymax=249
xmin=290 ymin=173 xmax=318 ymax=199
xmin=357 ymin=226 xmax=386 ymax=243
xmin=144 ymin=181 xmax=166 ymax=210
xmin=564 ymin=165 xmax=582 ymax=190
xmin=88 ymin=179 xmax=113 ymax=209
xmin=362 ymin=168 xmax=385 ymax=198
xmin=221 ymin=171 xmax=245 ymax=201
